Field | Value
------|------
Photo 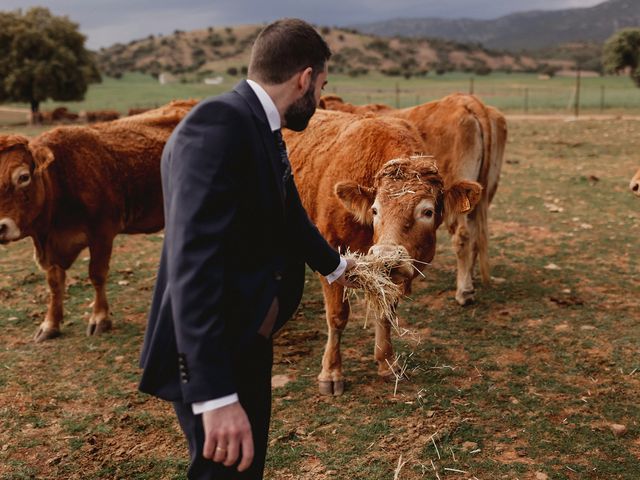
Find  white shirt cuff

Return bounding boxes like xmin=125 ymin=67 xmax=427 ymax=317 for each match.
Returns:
xmin=325 ymin=257 xmax=347 ymax=284
xmin=192 ymin=393 xmax=239 ymax=415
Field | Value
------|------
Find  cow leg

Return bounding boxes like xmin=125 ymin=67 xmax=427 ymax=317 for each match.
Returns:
xmin=452 ymin=215 xmax=476 ymax=306
xmin=318 ymin=280 xmax=350 ymax=396
xmin=86 ymin=239 xmax=114 ymax=336
xmin=34 ymin=265 xmax=66 ymax=342
xmin=374 ymin=313 xmax=395 ymax=380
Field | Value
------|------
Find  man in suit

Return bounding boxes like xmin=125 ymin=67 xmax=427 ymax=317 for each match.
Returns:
xmin=139 ymin=18 xmax=354 ymax=479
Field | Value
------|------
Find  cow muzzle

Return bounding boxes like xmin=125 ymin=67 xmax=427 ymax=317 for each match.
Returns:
xmin=367 ymin=244 xmax=414 ymax=283
xmin=631 ymin=177 xmax=640 ymax=197
xmin=0 ymin=218 xmax=21 ymax=244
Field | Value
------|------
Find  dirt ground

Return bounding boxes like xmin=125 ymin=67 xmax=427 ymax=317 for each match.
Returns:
xmin=0 ymin=117 xmax=639 ymax=479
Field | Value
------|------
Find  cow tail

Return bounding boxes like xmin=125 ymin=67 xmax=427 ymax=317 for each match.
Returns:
xmin=468 ymin=96 xmax=492 ymax=285
xmin=476 ymin=191 xmax=490 ymax=284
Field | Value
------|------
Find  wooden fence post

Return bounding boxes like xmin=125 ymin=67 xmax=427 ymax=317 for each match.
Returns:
xmin=574 ymin=69 xmax=581 ymax=118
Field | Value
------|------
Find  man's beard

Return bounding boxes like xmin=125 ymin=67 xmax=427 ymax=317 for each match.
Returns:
xmin=284 ymin=80 xmax=317 ymax=132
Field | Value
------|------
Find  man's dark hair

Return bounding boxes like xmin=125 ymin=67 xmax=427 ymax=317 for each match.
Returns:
xmin=248 ymin=18 xmax=331 ymax=85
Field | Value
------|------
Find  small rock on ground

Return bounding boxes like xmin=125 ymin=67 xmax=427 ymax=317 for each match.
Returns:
xmin=610 ymin=424 xmax=627 ymax=437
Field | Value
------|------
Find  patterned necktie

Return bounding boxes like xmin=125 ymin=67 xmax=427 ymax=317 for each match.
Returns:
xmin=273 ymin=129 xmax=292 ymax=186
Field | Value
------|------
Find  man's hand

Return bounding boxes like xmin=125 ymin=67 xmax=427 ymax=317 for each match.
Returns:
xmin=334 ymin=257 xmax=357 ymax=288
xmin=202 ymin=402 xmax=254 ymax=472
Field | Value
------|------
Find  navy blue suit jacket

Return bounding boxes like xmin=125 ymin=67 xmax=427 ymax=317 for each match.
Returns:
xmin=139 ymin=80 xmax=340 ymax=403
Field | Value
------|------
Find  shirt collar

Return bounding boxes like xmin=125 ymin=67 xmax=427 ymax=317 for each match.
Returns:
xmin=246 ymin=79 xmax=281 ymax=132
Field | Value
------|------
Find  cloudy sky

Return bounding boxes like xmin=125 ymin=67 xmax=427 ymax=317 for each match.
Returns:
xmin=0 ymin=0 xmax=605 ymax=49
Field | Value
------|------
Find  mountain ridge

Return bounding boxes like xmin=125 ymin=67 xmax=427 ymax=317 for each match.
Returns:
xmin=97 ymin=23 xmax=583 ymax=80
xmin=351 ymin=0 xmax=640 ymax=50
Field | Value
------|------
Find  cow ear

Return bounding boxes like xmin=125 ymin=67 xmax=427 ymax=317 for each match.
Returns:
xmin=318 ymin=97 xmax=327 ymax=109
xmin=335 ymin=181 xmax=376 ymax=225
xmin=443 ymin=180 xmax=482 ymax=223
xmin=0 ymin=134 xmax=30 ymax=151
xmin=28 ymin=143 xmax=55 ymax=173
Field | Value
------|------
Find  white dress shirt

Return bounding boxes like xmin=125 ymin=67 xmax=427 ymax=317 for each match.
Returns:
xmin=192 ymin=79 xmax=347 ymax=415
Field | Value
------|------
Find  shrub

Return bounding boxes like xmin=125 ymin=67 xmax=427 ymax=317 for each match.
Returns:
xmin=348 ymin=67 xmax=369 ymax=77
xmin=538 ymin=63 xmax=560 ymax=77
xmin=367 ymin=39 xmax=389 ymax=52
xmin=381 ymin=67 xmax=402 ymax=76
xmin=474 ymin=65 xmax=492 ymax=76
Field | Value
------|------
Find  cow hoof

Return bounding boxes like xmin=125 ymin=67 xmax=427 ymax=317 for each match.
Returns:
xmin=94 ymin=319 xmax=112 ymax=335
xmin=333 ymin=380 xmax=344 ymax=396
xmin=318 ymin=380 xmax=345 ymax=396
xmin=318 ymin=381 xmax=333 ymax=395
xmin=34 ymin=327 xmax=61 ymax=343
xmin=455 ymin=290 xmax=475 ymax=306
xmin=378 ymin=370 xmax=396 ymax=383
xmin=87 ymin=320 xmax=112 ymax=336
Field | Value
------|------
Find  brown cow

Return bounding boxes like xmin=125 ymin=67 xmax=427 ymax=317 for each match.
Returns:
xmin=50 ymin=107 xmax=80 ymax=123
xmin=320 ymin=94 xmax=507 ymax=306
xmin=85 ymin=110 xmax=120 ymax=122
xmin=128 ymin=107 xmax=153 ymax=116
xmin=285 ymin=109 xmax=481 ymax=395
xmin=34 ymin=107 xmax=80 ymax=125
xmin=0 ymin=100 xmax=195 ymax=341
xmin=631 ymin=168 xmax=640 ymax=197
xmin=318 ymin=94 xmax=392 ymax=114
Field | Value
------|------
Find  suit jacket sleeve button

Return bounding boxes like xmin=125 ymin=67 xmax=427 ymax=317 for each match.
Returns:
xmin=274 ymin=272 xmax=283 ymax=281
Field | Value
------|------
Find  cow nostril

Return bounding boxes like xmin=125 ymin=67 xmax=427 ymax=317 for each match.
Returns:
xmin=0 ymin=223 xmax=6 ymax=236
xmin=633 ymin=184 xmax=639 ymax=192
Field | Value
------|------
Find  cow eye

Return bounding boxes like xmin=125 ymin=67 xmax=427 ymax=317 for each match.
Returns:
xmin=371 ymin=207 xmax=378 ymax=216
xmin=423 ymin=209 xmax=434 ymax=218
xmin=18 ymin=173 xmax=30 ymax=184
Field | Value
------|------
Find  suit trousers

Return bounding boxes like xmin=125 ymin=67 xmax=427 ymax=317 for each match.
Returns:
xmin=173 ymin=334 xmax=273 ymax=480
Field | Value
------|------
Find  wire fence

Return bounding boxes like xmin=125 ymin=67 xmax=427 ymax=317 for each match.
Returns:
xmin=2 ymin=73 xmax=640 ymax=126
xmin=327 ymin=75 xmax=640 ymax=115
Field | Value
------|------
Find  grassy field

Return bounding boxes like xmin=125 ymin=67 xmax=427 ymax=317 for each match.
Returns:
xmin=0 ymin=115 xmax=639 ymax=479
xmin=2 ymin=72 xmax=640 ymax=120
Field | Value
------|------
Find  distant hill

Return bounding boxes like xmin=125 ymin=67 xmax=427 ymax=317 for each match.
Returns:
xmin=97 ymin=24 xmax=571 ymax=80
xmin=352 ymin=0 xmax=640 ymax=51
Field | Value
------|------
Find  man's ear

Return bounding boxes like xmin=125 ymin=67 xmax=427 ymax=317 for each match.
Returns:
xmin=28 ymin=142 xmax=55 ymax=173
xmin=443 ymin=180 xmax=482 ymax=224
xmin=335 ymin=181 xmax=376 ymax=225
xmin=298 ymin=67 xmax=313 ymax=93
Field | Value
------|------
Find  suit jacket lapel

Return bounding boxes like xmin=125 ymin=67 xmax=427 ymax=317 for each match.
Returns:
xmin=233 ymin=80 xmax=286 ymax=211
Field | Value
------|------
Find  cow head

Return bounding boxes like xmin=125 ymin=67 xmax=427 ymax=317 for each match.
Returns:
xmin=0 ymin=135 xmax=54 ymax=244
xmin=335 ymin=156 xmax=482 ymax=288
xmin=631 ymin=168 xmax=640 ymax=198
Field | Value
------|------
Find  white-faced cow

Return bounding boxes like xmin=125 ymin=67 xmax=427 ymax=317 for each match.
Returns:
xmin=285 ymin=109 xmax=481 ymax=395
xmin=0 ymin=100 xmax=195 ymax=341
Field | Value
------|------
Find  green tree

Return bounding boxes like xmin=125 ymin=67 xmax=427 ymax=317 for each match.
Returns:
xmin=603 ymin=28 xmax=640 ymax=87
xmin=0 ymin=7 xmax=101 ymax=120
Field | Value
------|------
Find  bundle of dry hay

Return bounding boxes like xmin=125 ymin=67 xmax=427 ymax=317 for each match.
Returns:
xmin=342 ymin=247 xmax=413 ymax=326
